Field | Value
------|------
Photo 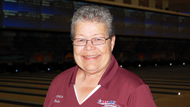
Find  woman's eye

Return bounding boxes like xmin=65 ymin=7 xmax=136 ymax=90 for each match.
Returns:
xmin=96 ymin=38 xmax=102 ymax=41
xmin=77 ymin=39 xmax=85 ymax=42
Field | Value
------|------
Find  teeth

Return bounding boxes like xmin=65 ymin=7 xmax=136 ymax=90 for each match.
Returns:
xmin=84 ymin=55 xmax=99 ymax=58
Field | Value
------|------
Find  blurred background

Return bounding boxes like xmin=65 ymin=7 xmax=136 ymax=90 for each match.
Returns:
xmin=0 ymin=0 xmax=190 ymax=73
xmin=0 ymin=0 xmax=190 ymax=107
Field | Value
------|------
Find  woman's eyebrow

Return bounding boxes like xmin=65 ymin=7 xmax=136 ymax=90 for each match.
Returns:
xmin=93 ymin=33 xmax=105 ymax=36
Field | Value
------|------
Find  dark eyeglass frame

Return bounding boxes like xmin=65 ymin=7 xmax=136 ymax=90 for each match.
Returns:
xmin=72 ymin=37 xmax=111 ymax=46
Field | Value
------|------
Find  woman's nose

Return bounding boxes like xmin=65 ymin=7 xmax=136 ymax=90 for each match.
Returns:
xmin=84 ymin=40 xmax=95 ymax=50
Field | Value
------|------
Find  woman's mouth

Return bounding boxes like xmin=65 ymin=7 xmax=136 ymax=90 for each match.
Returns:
xmin=84 ymin=55 xmax=99 ymax=58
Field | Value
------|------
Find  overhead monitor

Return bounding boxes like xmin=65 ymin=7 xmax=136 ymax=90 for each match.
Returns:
xmin=162 ymin=14 xmax=179 ymax=37
xmin=124 ymin=9 xmax=145 ymax=36
xmin=41 ymin=0 xmax=73 ymax=31
xmin=145 ymin=11 xmax=163 ymax=37
xmin=178 ymin=16 xmax=190 ymax=38
xmin=3 ymin=0 xmax=41 ymax=28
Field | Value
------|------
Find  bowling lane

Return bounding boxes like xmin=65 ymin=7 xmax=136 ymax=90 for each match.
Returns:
xmin=0 ymin=86 xmax=47 ymax=94
xmin=0 ymin=78 xmax=51 ymax=84
xmin=0 ymin=92 xmax=45 ymax=104
xmin=0 ymin=81 xmax=49 ymax=88
xmin=0 ymin=102 xmax=29 ymax=107
xmin=153 ymin=90 xmax=190 ymax=107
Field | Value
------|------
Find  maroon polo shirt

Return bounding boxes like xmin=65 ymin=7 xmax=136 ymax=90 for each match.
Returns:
xmin=44 ymin=55 xmax=156 ymax=107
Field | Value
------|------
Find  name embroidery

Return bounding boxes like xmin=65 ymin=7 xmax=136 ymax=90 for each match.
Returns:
xmin=97 ymin=99 xmax=120 ymax=107
xmin=54 ymin=99 xmax=60 ymax=103
xmin=54 ymin=95 xmax=63 ymax=103
xmin=56 ymin=95 xmax=63 ymax=98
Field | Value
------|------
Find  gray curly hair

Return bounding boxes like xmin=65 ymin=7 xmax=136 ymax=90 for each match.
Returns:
xmin=71 ymin=5 xmax=115 ymax=39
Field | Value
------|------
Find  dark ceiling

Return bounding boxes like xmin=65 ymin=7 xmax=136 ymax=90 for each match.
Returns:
xmin=154 ymin=0 xmax=190 ymax=12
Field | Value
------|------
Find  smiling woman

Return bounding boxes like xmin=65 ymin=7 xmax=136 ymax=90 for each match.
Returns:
xmin=73 ymin=21 xmax=115 ymax=76
xmin=44 ymin=5 xmax=157 ymax=107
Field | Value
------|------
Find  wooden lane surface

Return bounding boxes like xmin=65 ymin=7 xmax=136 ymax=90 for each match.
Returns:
xmin=0 ymin=78 xmax=51 ymax=84
xmin=153 ymin=90 xmax=190 ymax=107
xmin=0 ymin=86 xmax=47 ymax=94
xmin=143 ymin=78 xmax=190 ymax=84
xmin=0 ymin=76 xmax=53 ymax=81
xmin=0 ymin=73 xmax=51 ymax=106
xmin=0 ymin=92 xmax=45 ymax=104
xmin=0 ymin=102 xmax=29 ymax=107
xmin=0 ymin=82 xmax=49 ymax=89
xmin=0 ymin=98 xmax=43 ymax=107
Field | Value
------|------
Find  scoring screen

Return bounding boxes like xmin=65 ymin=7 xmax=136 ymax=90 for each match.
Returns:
xmin=3 ymin=0 xmax=41 ymax=28
xmin=41 ymin=0 xmax=73 ymax=31
xmin=1 ymin=0 xmax=190 ymax=39
xmin=145 ymin=11 xmax=163 ymax=36
xmin=124 ymin=9 xmax=145 ymax=36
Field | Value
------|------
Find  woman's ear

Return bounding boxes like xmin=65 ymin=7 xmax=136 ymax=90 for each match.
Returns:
xmin=111 ymin=36 xmax=116 ymax=51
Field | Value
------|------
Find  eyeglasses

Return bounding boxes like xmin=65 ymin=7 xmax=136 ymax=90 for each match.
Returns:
xmin=72 ymin=37 xmax=111 ymax=46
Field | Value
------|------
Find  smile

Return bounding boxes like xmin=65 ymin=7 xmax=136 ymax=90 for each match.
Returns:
xmin=84 ymin=55 xmax=99 ymax=58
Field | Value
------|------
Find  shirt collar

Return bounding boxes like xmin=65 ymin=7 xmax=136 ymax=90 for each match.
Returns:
xmin=70 ymin=65 xmax=78 ymax=85
xmin=98 ymin=55 xmax=119 ymax=89
xmin=69 ymin=55 xmax=119 ymax=89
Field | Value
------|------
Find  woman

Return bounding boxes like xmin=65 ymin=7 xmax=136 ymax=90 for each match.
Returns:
xmin=44 ymin=5 xmax=156 ymax=107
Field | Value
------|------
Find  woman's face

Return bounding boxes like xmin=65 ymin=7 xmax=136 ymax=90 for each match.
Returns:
xmin=73 ymin=21 xmax=115 ymax=75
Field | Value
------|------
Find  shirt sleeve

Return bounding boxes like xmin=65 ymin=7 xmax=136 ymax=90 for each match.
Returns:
xmin=127 ymin=84 xmax=157 ymax=107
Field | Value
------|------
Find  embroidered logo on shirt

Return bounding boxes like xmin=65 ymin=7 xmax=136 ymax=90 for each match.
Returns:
xmin=54 ymin=95 xmax=63 ymax=103
xmin=97 ymin=99 xmax=120 ymax=107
